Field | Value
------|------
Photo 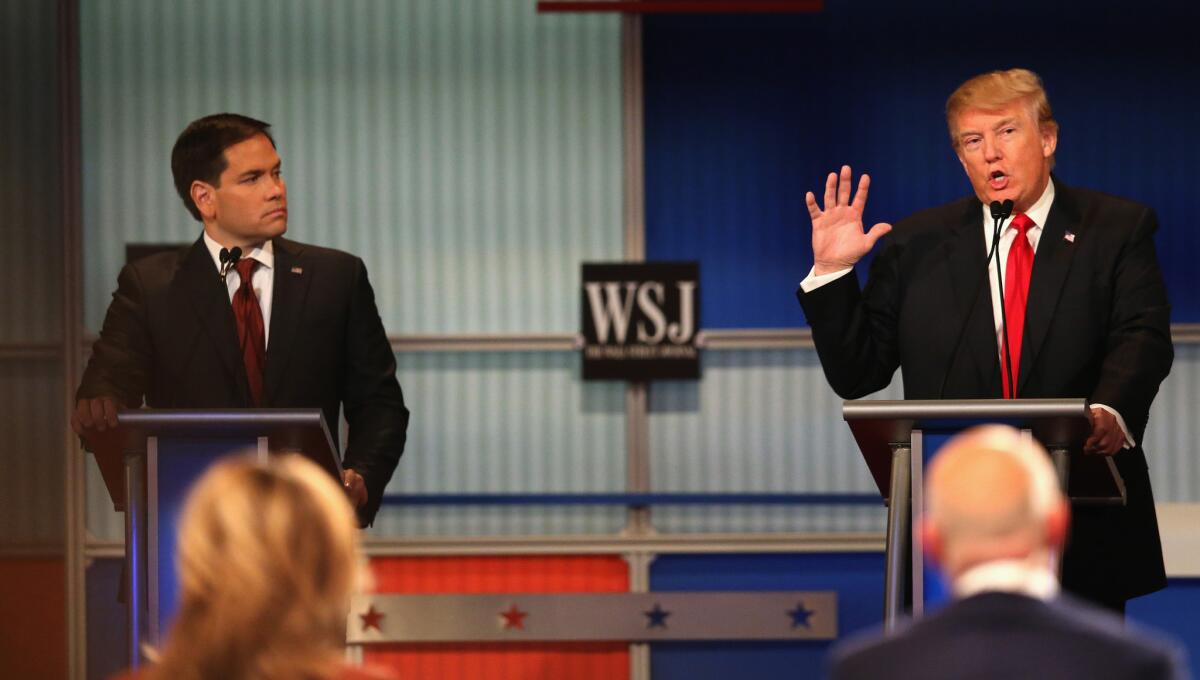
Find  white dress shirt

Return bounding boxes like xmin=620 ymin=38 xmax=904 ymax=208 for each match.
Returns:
xmin=799 ymin=180 xmax=1133 ymax=447
xmin=953 ymin=557 xmax=1060 ymax=601
xmin=202 ymin=231 xmax=274 ymax=347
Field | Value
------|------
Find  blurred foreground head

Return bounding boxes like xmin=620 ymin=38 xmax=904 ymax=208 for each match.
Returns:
xmin=922 ymin=425 xmax=1069 ymax=582
xmin=150 ymin=455 xmax=364 ymax=680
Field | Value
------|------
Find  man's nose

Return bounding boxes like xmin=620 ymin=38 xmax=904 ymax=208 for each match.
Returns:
xmin=982 ymin=136 xmax=1002 ymax=162
xmin=266 ymin=175 xmax=285 ymax=200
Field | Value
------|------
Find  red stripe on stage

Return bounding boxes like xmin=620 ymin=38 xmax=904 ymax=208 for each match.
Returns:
xmin=364 ymin=556 xmax=630 ymax=680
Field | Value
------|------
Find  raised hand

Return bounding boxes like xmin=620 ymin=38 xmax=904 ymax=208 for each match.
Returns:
xmin=806 ymin=165 xmax=892 ymax=275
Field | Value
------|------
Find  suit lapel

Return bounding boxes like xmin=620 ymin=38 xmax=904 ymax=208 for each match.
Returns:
xmin=179 ymin=238 xmax=246 ymax=398
xmin=1018 ymin=177 xmax=1080 ymax=394
xmin=945 ymin=198 xmax=1001 ymax=395
xmin=264 ymin=238 xmax=313 ymax=404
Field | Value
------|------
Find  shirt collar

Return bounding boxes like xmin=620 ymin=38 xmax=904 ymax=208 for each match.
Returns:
xmin=953 ymin=557 xmax=1060 ymax=601
xmin=979 ymin=176 xmax=1055 ymax=231
xmin=202 ymin=231 xmax=275 ymax=272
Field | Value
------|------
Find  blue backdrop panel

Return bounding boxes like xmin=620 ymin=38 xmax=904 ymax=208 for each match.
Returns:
xmin=1129 ymin=578 xmax=1200 ymax=673
xmin=649 ymin=553 xmax=884 ymax=679
xmin=643 ymin=0 xmax=1200 ymax=328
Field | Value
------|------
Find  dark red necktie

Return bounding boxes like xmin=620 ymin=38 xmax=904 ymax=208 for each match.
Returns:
xmin=232 ymin=258 xmax=266 ymax=406
xmin=1002 ymin=213 xmax=1035 ymax=398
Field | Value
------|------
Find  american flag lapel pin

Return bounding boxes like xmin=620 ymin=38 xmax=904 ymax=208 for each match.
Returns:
xmin=1063 ymin=231 xmax=1076 ymax=243
xmin=291 ymin=266 xmax=303 ymax=274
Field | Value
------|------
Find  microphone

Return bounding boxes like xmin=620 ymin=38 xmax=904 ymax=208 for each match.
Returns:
xmin=990 ymin=199 xmax=1014 ymax=222
xmin=989 ymin=200 xmax=1017 ymax=399
xmin=219 ymin=246 xmax=242 ymax=283
xmin=936 ymin=200 xmax=1016 ymax=399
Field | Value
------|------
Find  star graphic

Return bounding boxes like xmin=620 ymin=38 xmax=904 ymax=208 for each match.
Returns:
xmin=644 ymin=603 xmax=671 ymax=629
xmin=787 ymin=601 xmax=814 ymax=629
xmin=359 ymin=604 xmax=385 ymax=632
xmin=499 ymin=604 xmax=528 ymax=630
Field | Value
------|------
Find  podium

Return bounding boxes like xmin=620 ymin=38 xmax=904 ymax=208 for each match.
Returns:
xmin=843 ymin=398 xmax=1124 ymax=629
xmin=87 ymin=409 xmax=340 ymax=665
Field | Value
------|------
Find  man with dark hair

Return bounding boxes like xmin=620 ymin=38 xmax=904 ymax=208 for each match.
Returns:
xmin=797 ymin=68 xmax=1172 ymax=613
xmin=74 ymin=113 xmax=409 ymax=525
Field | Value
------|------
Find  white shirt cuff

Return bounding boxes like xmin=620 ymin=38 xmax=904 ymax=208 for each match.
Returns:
xmin=1090 ymin=403 xmax=1135 ymax=449
xmin=799 ymin=266 xmax=853 ymax=293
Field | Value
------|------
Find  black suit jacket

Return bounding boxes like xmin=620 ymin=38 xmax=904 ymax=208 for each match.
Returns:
xmin=797 ymin=178 xmax=1173 ymax=600
xmin=829 ymin=592 xmax=1187 ymax=680
xmin=78 ymin=236 xmax=409 ymax=525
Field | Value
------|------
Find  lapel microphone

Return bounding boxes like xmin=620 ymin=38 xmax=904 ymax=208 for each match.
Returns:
xmin=937 ymin=199 xmax=1015 ymax=399
xmin=218 ymin=246 xmax=242 ymax=283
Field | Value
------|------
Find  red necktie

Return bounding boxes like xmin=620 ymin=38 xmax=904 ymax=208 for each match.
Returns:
xmin=1002 ymin=213 xmax=1035 ymax=398
xmin=232 ymin=258 xmax=266 ymax=406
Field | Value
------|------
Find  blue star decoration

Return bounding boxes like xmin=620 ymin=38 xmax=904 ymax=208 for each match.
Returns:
xmin=787 ymin=601 xmax=815 ymax=629
xmin=644 ymin=603 xmax=671 ymax=629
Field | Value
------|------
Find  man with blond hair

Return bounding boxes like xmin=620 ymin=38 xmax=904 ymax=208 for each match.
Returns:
xmin=796 ymin=69 xmax=1172 ymax=612
xmin=828 ymin=426 xmax=1186 ymax=680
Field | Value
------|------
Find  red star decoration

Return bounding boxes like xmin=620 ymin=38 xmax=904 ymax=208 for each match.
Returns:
xmin=499 ymin=604 xmax=528 ymax=630
xmin=359 ymin=604 xmax=385 ymax=632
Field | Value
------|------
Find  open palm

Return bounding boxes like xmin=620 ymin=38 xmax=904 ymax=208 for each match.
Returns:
xmin=806 ymin=165 xmax=892 ymax=275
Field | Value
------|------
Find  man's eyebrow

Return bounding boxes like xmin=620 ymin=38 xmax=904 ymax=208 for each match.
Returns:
xmin=991 ymin=117 xmax=1018 ymax=130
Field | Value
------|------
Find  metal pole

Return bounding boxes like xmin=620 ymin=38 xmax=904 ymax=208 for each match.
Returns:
xmin=883 ymin=445 xmax=911 ymax=630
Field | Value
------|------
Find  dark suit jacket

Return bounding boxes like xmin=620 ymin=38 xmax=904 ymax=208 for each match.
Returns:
xmin=829 ymin=592 xmax=1187 ymax=680
xmin=78 ymin=236 xmax=409 ymax=525
xmin=797 ymin=178 xmax=1173 ymax=601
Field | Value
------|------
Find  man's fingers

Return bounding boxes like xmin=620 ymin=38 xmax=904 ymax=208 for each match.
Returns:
xmin=102 ymin=398 xmax=118 ymax=428
xmin=852 ymin=173 xmax=871 ymax=211
xmin=805 ymin=192 xmax=822 ymax=221
xmin=865 ymin=223 xmax=893 ymax=248
xmin=342 ymin=469 xmax=368 ymax=507
xmin=88 ymin=399 xmax=109 ymax=431
xmin=75 ymin=400 xmax=93 ymax=429
xmin=837 ymin=165 xmax=852 ymax=206
xmin=823 ymin=172 xmax=837 ymax=212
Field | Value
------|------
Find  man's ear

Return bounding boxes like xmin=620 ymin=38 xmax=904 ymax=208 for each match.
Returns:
xmin=1041 ymin=125 xmax=1059 ymax=159
xmin=190 ymin=180 xmax=216 ymax=221
xmin=921 ymin=520 xmax=944 ymax=568
xmin=1045 ymin=498 xmax=1070 ymax=550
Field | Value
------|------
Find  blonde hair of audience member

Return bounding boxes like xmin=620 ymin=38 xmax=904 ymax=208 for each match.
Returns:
xmin=945 ymin=67 xmax=1059 ymax=164
xmin=147 ymin=455 xmax=365 ymax=680
xmin=921 ymin=425 xmax=1069 ymax=583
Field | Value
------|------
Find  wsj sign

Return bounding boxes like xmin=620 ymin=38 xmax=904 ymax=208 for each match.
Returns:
xmin=581 ymin=262 xmax=699 ymax=380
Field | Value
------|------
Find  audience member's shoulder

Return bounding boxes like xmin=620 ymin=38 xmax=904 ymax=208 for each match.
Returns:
xmin=827 ymin=617 xmax=920 ymax=680
xmin=1050 ymin=594 xmax=1186 ymax=673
